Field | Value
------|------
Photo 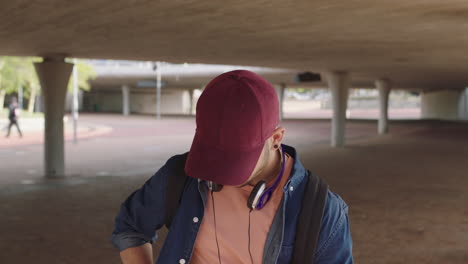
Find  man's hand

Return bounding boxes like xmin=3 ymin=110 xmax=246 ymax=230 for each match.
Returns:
xmin=120 ymin=243 xmax=153 ymax=264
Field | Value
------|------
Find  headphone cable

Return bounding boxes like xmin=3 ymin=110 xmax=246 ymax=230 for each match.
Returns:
xmin=248 ymin=209 xmax=254 ymax=264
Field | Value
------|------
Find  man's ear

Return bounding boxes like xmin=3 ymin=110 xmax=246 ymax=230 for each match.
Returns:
xmin=271 ymin=127 xmax=285 ymax=149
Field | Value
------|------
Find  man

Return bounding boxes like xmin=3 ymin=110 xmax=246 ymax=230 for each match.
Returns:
xmin=5 ymin=97 xmax=23 ymax=138
xmin=111 ymin=70 xmax=353 ymax=263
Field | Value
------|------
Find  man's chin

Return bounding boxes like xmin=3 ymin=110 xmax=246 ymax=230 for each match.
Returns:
xmin=236 ymin=172 xmax=263 ymax=188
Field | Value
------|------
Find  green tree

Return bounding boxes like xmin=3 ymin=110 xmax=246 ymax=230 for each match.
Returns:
xmin=0 ymin=59 xmax=4 ymax=109
xmin=0 ymin=57 xmax=34 ymax=110
xmin=18 ymin=57 xmax=41 ymax=113
xmin=65 ymin=58 xmax=96 ymax=92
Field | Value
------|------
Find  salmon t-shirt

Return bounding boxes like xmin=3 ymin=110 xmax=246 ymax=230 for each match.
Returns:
xmin=191 ymin=153 xmax=294 ymax=264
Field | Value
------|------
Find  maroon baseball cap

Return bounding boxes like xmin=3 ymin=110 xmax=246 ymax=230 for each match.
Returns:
xmin=184 ymin=70 xmax=280 ymax=186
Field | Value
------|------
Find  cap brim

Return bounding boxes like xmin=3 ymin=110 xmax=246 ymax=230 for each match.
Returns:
xmin=184 ymin=132 xmax=264 ymax=186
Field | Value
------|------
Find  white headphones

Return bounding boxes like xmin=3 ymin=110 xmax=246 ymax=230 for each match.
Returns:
xmin=208 ymin=144 xmax=286 ymax=210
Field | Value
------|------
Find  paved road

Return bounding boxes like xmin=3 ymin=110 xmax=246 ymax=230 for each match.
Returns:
xmin=0 ymin=113 xmax=426 ymax=186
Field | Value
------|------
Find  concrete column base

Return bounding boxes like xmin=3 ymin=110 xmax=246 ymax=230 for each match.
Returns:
xmin=122 ymin=85 xmax=130 ymax=116
xmin=188 ymin=89 xmax=194 ymax=115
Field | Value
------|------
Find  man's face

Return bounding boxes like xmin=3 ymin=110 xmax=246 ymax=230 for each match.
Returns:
xmin=243 ymin=142 xmax=271 ymax=186
xmin=237 ymin=126 xmax=285 ymax=186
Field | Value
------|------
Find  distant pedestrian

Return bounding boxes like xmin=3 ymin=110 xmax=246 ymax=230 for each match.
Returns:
xmin=5 ymin=97 xmax=23 ymax=138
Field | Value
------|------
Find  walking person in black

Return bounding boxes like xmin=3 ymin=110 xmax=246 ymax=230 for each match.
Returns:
xmin=5 ymin=97 xmax=23 ymax=138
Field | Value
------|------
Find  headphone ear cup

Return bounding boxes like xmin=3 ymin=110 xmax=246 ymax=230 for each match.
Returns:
xmin=247 ymin=181 xmax=267 ymax=210
xmin=208 ymin=181 xmax=224 ymax=192
xmin=212 ymin=183 xmax=223 ymax=192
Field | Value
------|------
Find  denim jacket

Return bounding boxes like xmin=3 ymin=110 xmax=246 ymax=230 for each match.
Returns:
xmin=111 ymin=145 xmax=353 ymax=263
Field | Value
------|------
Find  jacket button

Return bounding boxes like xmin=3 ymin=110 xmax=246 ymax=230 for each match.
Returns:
xmin=289 ymin=186 xmax=294 ymax=191
xmin=193 ymin=217 xmax=199 ymax=223
xmin=179 ymin=259 xmax=186 ymax=264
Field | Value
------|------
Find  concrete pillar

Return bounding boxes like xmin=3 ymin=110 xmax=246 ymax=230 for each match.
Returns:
xmin=276 ymin=83 xmax=286 ymax=120
xmin=35 ymin=94 xmax=43 ymax=112
xmin=327 ymin=71 xmax=350 ymax=147
xmin=188 ymin=89 xmax=194 ymax=115
xmin=34 ymin=56 xmax=74 ymax=178
xmin=122 ymin=85 xmax=130 ymax=116
xmin=155 ymin=61 xmax=162 ymax=120
xmin=375 ymin=79 xmax=391 ymax=134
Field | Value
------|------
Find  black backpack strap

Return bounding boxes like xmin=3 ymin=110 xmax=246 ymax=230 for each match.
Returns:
xmin=291 ymin=171 xmax=329 ymax=264
xmin=164 ymin=153 xmax=189 ymax=229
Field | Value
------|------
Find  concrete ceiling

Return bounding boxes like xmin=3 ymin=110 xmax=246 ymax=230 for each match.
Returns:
xmin=1 ymin=1 xmax=468 ymax=90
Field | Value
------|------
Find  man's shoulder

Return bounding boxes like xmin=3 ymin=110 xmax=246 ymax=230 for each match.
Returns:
xmin=149 ymin=152 xmax=189 ymax=180
xmin=143 ymin=153 xmax=189 ymax=184
xmin=323 ymin=190 xmax=349 ymax=221
xmin=315 ymin=190 xmax=351 ymax=258
xmin=164 ymin=152 xmax=189 ymax=169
